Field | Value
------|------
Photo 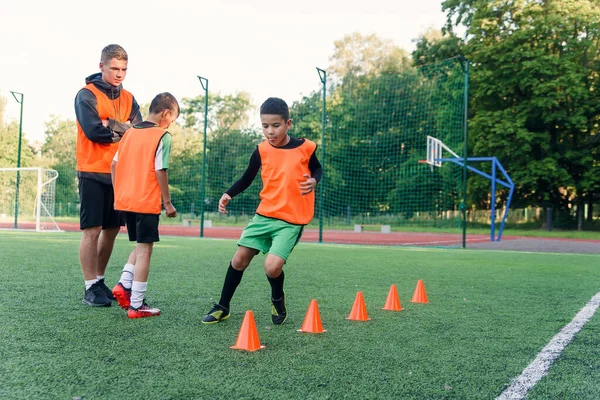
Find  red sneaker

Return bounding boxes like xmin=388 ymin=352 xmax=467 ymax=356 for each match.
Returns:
xmin=128 ymin=303 xmax=161 ymax=319
xmin=112 ymin=283 xmax=131 ymax=310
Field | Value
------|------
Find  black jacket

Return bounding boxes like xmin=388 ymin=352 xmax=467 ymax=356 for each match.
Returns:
xmin=74 ymin=73 xmax=143 ymax=184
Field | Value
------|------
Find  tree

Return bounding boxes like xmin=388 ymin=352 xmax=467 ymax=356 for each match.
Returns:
xmin=41 ymin=116 xmax=79 ymax=211
xmin=171 ymin=92 xmax=258 ymax=216
xmin=0 ymin=92 xmax=40 ymax=218
xmin=0 ymin=123 xmax=37 ymax=168
xmin=412 ymin=29 xmax=463 ymax=67
xmin=165 ymin=122 xmax=206 ymax=215
xmin=328 ymin=33 xmax=412 ymax=84
xmin=182 ymin=92 xmax=254 ymax=134
xmin=442 ymin=0 xmax=600 ymax=228
xmin=289 ymin=53 xmax=466 ymax=224
xmin=204 ymin=128 xmax=263 ymax=216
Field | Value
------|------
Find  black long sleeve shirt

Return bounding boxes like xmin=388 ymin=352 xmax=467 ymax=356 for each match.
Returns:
xmin=226 ymin=137 xmax=323 ymax=197
xmin=75 ymin=73 xmax=143 ymax=184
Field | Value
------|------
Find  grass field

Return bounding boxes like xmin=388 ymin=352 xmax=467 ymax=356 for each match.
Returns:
xmin=1 ymin=231 xmax=599 ymax=399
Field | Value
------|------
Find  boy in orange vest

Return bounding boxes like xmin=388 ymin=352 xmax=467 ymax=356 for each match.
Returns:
xmin=202 ymin=97 xmax=323 ymax=325
xmin=110 ymin=93 xmax=179 ymax=318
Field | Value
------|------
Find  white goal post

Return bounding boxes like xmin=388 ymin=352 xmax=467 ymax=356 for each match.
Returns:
xmin=0 ymin=168 xmax=61 ymax=232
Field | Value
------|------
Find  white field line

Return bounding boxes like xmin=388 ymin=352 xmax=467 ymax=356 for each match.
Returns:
xmin=496 ymin=292 xmax=600 ymax=400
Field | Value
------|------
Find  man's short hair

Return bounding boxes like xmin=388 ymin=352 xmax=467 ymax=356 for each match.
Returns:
xmin=101 ymin=44 xmax=128 ymax=64
xmin=149 ymin=92 xmax=180 ymax=116
xmin=260 ymin=97 xmax=289 ymax=121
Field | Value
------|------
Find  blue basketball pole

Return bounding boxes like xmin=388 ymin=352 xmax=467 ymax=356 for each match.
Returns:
xmin=490 ymin=158 xmax=497 ymax=241
xmin=441 ymin=157 xmax=514 ymax=242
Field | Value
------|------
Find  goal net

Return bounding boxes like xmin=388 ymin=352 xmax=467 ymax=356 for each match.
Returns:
xmin=0 ymin=168 xmax=61 ymax=232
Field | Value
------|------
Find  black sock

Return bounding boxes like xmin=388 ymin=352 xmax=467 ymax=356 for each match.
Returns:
xmin=218 ymin=263 xmax=244 ymax=309
xmin=267 ymin=270 xmax=285 ymax=300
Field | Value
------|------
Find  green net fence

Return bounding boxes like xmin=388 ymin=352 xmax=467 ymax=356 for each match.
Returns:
xmin=193 ymin=57 xmax=467 ymax=246
xmin=298 ymin=57 xmax=467 ymax=246
xmin=2 ymin=57 xmax=467 ymax=246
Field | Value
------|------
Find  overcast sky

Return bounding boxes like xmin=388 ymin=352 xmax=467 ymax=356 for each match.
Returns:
xmin=0 ymin=0 xmax=447 ymax=143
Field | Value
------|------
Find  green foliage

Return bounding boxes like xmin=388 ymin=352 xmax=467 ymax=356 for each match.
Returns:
xmin=328 ymin=33 xmax=412 ymax=83
xmin=0 ymin=121 xmax=37 ymax=169
xmin=442 ymin=0 xmax=600 ymax=222
xmin=182 ymin=91 xmax=254 ymax=134
xmin=160 ymin=123 xmax=204 ymax=215
xmin=204 ymin=129 xmax=263 ymax=215
xmin=41 ymin=116 xmax=78 ymax=206
xmin=412 ymin=29 xmax=464 ymax=67
xmin=290 ymin=58 xmax=466 ymax=233
xmin=172 ymin=92 xmax=259 ymax=215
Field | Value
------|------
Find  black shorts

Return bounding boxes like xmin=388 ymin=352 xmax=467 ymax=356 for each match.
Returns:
xmin=125 ymin=212 xmax=160 ymax=243
xmin=78 ymin=177 xmax=124 ymax=230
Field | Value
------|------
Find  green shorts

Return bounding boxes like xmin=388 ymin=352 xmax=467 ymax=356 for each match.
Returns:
xmin=237 ymin=214 xmax=304 ymax=261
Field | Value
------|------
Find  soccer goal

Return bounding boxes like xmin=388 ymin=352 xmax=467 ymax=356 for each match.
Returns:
xmin=0 ymin=168 xmax=61 ymax=232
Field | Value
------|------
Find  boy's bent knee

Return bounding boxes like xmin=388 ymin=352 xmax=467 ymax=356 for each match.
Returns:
xmin=231 ymin=246 xmax=259 ymax=270
xmin=264 ymin=254 xmax=285 ymax=278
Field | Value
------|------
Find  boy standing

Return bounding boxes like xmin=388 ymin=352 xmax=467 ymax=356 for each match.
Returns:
xmin=110 ymin=93 xmax=179 ymax=319
xmin=202 ymin=97 xmax=323 ymax=325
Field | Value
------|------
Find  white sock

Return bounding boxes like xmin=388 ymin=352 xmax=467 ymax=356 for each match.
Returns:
xmin=96 ymin=275 xmax=105 ymax=281
xmin=119 ymin=263 xmax=135 ymax=289
xmin=130 ymin=281 xmax=147 ymax=309
xmin=85 ymin=279 xmax=98 ymax=291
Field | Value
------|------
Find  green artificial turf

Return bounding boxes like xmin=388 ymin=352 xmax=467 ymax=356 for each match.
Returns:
xmin=1 ymin=231 xmax=599 ymax=399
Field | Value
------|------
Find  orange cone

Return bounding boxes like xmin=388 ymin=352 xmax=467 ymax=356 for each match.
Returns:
xmin=410 ymin=279 xmax=429 ymax=303
xmin=230 ymin=310 xmax=266 ymax=351
xmin=382 ymin=284 xmax=404 ymax=311
xmin=346 ymin=291 xmax=371 ymax=321
xmin=297 ymin=299 xmax=327 ymax=333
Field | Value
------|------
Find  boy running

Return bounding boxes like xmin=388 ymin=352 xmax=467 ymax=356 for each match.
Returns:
xmin=202 ymin=97 xmax=323 ymax=325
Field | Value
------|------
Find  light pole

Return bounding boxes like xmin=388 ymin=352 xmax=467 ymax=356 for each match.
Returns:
xmin=197 ymin=76 xmax=209 ymax=237
xmin=316 ymin=68 xmax=326 ymax=244
xmin=10 ymin=91 xmax=24 ymax=229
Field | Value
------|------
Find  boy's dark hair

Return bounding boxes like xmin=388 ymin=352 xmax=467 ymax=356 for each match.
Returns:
xmin=149 ymin=92 xmax=180 ymax=116
xmin=260 ymin=97 xmax=289 ymax=121
xmin=101 ymin=44 xmax=128 ymax=64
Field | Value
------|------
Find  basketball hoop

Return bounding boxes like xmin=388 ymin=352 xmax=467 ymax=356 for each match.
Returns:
xmin=426 ymin=135 xmax=460 ymax=167
xmin=418 ymin=159 xmax=434 ymax=172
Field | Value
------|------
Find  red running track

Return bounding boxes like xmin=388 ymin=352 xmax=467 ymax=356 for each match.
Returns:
xmin=2 ymin=221 xmax=497 ymax=246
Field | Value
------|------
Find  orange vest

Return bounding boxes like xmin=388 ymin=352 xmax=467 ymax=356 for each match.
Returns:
xmin=114 ymin=126 xmax=167 ymax=214
xmin=76 ymin=83 xmax=133 ymax=173
xmin=255 ymin=139 xmax=317 ymax=225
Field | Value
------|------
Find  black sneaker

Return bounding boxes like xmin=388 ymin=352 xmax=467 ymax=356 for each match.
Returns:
xmin=82 ymin=281 xmax=112 ymax=307
xmin=271 ymin=293 xmax=287 ymax=325
xmin=97 ymin=278 xmax=115 ymax=301
xmin=201 ymin=303 xmax=230 ymax=324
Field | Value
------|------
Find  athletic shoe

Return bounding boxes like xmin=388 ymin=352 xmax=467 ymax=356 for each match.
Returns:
xmin=201 ymin=303 xmax=230 ymax=324
xmin=97 ymin=278 xmax=116 ymax=301
xmin=271 ymin=292 xmax=287 ymax=325
xmin=82 ymin=281 xmax=112 ymax=307
xmin=112 ymin=282 xmax=131 ymax=309
xmin=127 ymin=302 xmax=161 ymax=319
